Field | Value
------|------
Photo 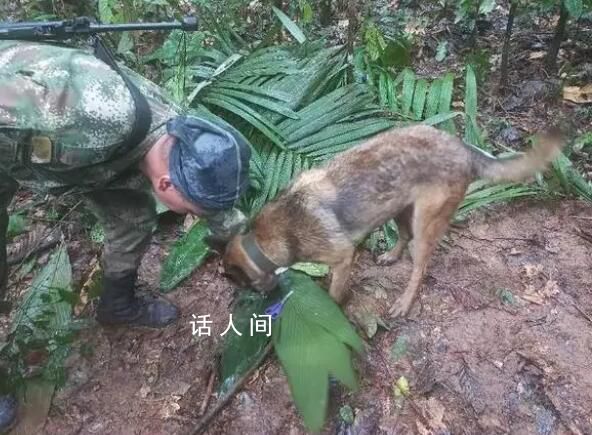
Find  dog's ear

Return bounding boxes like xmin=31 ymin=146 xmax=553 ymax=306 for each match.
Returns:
xmin=204 ymin=235 xmax=229 ymax=255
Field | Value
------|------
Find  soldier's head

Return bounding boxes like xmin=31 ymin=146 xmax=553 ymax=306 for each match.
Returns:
xmin=142 ymin=116 xmax=251 ymax=216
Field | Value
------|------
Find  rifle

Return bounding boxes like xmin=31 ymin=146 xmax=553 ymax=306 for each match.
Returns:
xmin=0 ymin=16 xmax=198 ymax=40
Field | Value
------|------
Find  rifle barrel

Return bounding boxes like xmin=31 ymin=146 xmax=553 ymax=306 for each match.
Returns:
xmin=0 ymin=16 xmax=198 ymax=39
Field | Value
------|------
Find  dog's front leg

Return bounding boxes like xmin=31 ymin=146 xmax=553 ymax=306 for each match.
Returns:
xmin=328 ymin=252 xmax=354 ymax=304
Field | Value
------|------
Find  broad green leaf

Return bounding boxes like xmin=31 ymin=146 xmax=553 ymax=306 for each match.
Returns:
xmin=401 ymin=68 xmax=416 ymax=116
xmin=219 ymin=291 xmax=271 ymax=395
xmin=424 ymin=79 xmax=442 ymax=119
xmin=378 ymin=72 xmax=390 ymax=107
xmin=290 ymin=262 xmax=330 ymax=277
xmin=464 ymin=65 xmax=478 ymax=122
xmin=272 ymin=6 xmax=307 ymax=43
xmin=160 ymin=220 xmax=210 ymax=292
xmin=438 ymin=72 xmax=455 ymax=113
xmin=273 ymin=271 xmax=362 ymax=432
xmin=385 ymin=72 xmax=398 ymax=111
xmin=202 ymin=94 xmax=286 ymax=148
xmin=438 ymin=73 xmax=455 ymax=133
xmin=277 ymin=271 xmax=364 ymax=353
xmin=10 ymin=244 xmax=73 ymax=385
xmin=551 ymin=153 xmax=592 ymax=201
xmin=273 ymin=304 xmax=330 ymax=432
xmin=211 ymin=87 xmax=299 ymax=119
xmin=12 ymin=244 xmax=72 ymax=334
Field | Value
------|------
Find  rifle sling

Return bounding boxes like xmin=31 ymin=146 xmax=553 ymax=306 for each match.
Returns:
xmin=92 ymin=35 xmax=152 ymax=156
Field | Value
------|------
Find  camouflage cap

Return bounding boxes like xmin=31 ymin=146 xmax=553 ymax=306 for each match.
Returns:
xmin=167 ymin=116 xmax=251 ymax=210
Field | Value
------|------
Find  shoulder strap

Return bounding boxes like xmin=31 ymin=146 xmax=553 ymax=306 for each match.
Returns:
xmin=92 ymin=36 xmax=152 ymax=154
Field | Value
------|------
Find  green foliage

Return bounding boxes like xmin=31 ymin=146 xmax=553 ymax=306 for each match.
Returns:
xmin=89 ymin=223 xmax=105 ymax=245
xmin=272 ymin=6 xmax=307 ymax=43
xmin=564 ymin=0 xmax=583 ymax=17
xmin=455 ymin=0 xmax=497 ymax=29
xmin=160 ymin=220 xmax=210 ymax=292
xmin=290 ymin=262 xmax=330 ymax=277
xmin=1 ymin=245 xmax=78 ymax=390
xmin=549 ymin=153 xmax=592 ymax=201
xmin=219 ymin=290 xmax=272 ymax=395
xmin=273 ymin=271 xmax=363 ymax=432
xmin=456 ymin=180 xmax=542 ymax=221
xmin=7 ymin=214 xmax=28 ymax=240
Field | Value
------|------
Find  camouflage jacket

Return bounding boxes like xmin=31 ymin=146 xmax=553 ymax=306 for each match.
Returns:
xmin=0 ymin=40 xmax=181 ymax=194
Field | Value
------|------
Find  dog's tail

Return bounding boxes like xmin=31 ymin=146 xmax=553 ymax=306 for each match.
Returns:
xmin=469 ymin=130 xmax=564 ymax=183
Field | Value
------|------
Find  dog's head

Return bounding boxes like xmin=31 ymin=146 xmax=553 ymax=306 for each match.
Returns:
xmin=221 ymin=233 xmax=279 ymax=293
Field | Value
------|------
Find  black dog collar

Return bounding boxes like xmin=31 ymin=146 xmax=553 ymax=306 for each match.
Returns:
xmin=241 ymin=232 xmax=278 ymax=274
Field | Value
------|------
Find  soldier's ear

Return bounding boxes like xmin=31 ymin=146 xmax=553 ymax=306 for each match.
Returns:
xmin=204 ymin=235 xmax=228 ymax=255
xmin=157 ymin=175 xmax=174 ymax=193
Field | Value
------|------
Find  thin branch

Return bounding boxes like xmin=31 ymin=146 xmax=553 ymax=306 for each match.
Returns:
xmin=187 ymin=343 xmax=273 ymax=435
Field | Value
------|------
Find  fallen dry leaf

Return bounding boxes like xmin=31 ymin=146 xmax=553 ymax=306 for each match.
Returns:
xmin=563 ymin=85 xmax=592 ymax=104
xmin=542 ymin=279 xmax=560 ymax=298
xmin=523 ymin=263 xmax=544 ymax=279
xmin=529 ymin=51 xmax=546 ymax=60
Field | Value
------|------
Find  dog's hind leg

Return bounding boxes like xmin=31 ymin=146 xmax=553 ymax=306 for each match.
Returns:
xmin=376 ymin=205 xmax=414 ymax=265
xmin=389 ymin=187 xmax=465 ymax=318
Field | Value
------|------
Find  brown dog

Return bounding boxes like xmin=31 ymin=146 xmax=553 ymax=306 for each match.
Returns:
xmin=220 ymin=125 xmax=563 ymax=317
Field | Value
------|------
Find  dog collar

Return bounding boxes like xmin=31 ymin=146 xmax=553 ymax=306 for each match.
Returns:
xmin=241 ymin=232 xmax=279 ymax=274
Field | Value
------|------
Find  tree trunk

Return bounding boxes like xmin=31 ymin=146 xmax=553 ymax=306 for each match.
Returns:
xmin=469 ymin=0 xmax=481 ymax=48
xmin=545 ymin=3 xmax=569 ymax=73
xmin=499 ymin=0 xmax=517 ymax=92
xmin=346 ymin=0 xmax=359 ymax=83
xmin=320 ymin=0 xmax=332 ymax=26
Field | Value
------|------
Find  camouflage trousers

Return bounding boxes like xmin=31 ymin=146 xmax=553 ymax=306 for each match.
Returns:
xmin=0 ymin=172 xmax=158 ymax=291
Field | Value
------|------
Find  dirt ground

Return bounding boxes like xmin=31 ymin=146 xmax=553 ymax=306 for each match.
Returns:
xmin=31 ymin=198 xmax=591 ymax=435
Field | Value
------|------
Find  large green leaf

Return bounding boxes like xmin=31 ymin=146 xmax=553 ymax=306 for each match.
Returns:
xmin=274 ymin=304 xmax=330 ymax=432
xmin=277 ymin=271 xmax=363 ymax=354
xmin=160 ymin=220 xmax=210 ymax=292
xmin=551 ymin=153 xmax=592 ymax=201
xmin=400 ymin=68 xmax=416 ymax=116
xmin=273 ymin=270 xmax=363 ymax=432
xmin=10 ymin=244 xmax=74 ymax=385
xmin=424 ymin=79 xmax=442 ymax=119
xmin=272 ymin=6 xmax=307 ymax=43
xmin=12 ymin=244 xmax=72 ymax=334
xmin=219 ymin=291 xmax=272 ymax=395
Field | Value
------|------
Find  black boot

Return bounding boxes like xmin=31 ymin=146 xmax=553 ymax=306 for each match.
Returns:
xmin=96 ymin=272 xmax=179 ymax=328
xmin=0 ymin=393 xmax=17 ymax=434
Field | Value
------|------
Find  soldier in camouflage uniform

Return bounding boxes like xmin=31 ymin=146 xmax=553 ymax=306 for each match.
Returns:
xmin=0 ymin=38 xmax=252 ymax=432
xmin=0 ymin=39 xmax=252 ymax=324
